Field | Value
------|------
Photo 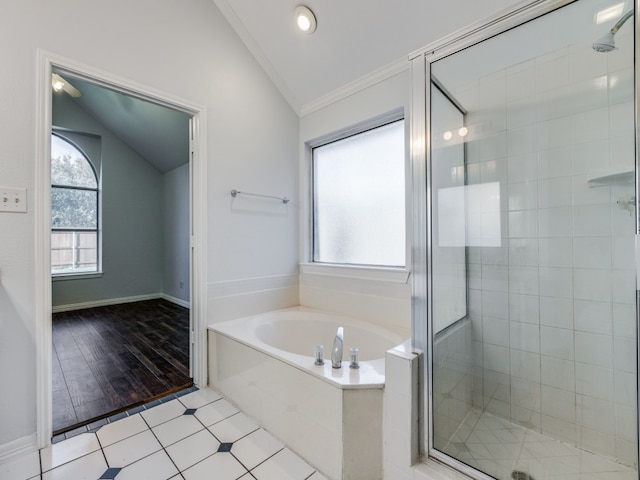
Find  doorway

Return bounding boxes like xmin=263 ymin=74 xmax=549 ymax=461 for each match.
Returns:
xmin=36 ymin=52 xmax=207 ymax=447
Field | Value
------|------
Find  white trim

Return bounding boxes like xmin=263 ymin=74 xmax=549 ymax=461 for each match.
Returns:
xmin=208 ymin=274 xmax=299 ymax=298
xmin=212 ymin=0 xmax=301 ymax=113
xmin=35 ymin=49 xmax=207 ymax=449
xmin=0 ymin=434 xmax=38 ymax=464
xmin=300 ymin=57 xmax=409 ymax=117
xmin=161 ymin=293 xmax=190 ymax=309
xmin=35 ymin=49 xmax=53 ymax=451
xmin=50 ymin=293 xmax=191 ymax=313
xmin=299 ymin=263 xmax=410 ymax=284
xmin=52 ymin=272 xmax=103 ymax=282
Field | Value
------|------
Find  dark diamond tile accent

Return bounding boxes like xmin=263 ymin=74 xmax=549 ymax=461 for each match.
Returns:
xmin=100 ymin=467 xmax=122 ymax=479
xmin=184 ymin=408 xmax=197 ymax=415
xmin=218 ymin=442 xmax=233 ymax=452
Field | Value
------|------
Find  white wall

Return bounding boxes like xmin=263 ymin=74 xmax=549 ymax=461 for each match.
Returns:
xmin=163 ymin=163 xmax=190 ymax=304
xmin=298 ymin=70 xmax=413 ymax=333
xmin=0 ymin=0 xmax=298 ymax=450
xmin=51 ymin=92 xmax=165 ymax=308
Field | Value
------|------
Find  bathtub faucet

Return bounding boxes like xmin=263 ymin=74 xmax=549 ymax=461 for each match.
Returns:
xmin=332 ymin=327 xmax=344 ymax=368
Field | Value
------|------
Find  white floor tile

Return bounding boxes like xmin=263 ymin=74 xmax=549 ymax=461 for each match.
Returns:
xmin=141 ymin=399 xmax=187 ymax=428
xmin=178 ymin=389 xmax=222 ymax=409
xmin=96 ymin=414 xmax=148 ymax=447
xmin=103 ymin=430 xmax=161 ymax=467
xmin=181 ymin=452 xmax=247 ymax=480
xmin=0 ymin=450 xmax=40 ymax=480
xmin=115 ymin=450 xmax=179 ymax=480
xmin=40 ymin=433 xmax=100 ymax=472
xmin=152 ymin=414 xmax=204 ymax=448
xmin=232 ymin=429 xmax=284 ymax=470
xmin=208 ymin=413 xmax=259 ymax=443
xmin=251 ymin=448 xmax=315 ymax=480
xmin=41 ymin=450 xmax=107 ymax=480
xmin=194 ymin=399 xmax=238 ymax=427
xmin=165 ymin=429 xmax=220 ymax=471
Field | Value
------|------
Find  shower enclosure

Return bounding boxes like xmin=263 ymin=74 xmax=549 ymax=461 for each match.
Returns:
xmin=413 ymin=0 xmax=638 ymax=478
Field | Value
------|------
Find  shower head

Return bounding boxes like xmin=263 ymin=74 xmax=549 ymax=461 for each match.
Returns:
xmin=592 ymin=9 xmax=634 ymax=53
xmin=592 ymin=31 xmax=617 ymax=52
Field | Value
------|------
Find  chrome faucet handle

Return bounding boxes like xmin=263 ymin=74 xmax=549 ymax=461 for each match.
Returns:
xmin=331 ymin=327 xmax=344 ymax=368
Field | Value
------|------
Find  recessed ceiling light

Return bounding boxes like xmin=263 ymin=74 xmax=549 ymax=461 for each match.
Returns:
xmin=295 ymin=5 xmax=317 ymax=34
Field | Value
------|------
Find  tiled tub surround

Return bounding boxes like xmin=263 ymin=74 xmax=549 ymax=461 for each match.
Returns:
xmin=435 ymin=22 xmax=637 ymax=472
xmin=208 ymin=307 xmax=408 ymax=480
xmin=1 ymin=388 xmax=325 ymax=480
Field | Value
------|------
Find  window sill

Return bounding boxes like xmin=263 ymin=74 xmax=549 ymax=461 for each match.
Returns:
xmin=299 ymin=263 xmax=410 ymax=284
xmin=52 ymin=271 xmax=103 ymax=282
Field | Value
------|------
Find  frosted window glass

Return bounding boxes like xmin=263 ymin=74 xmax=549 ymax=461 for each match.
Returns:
xmin=313 ymin=120 xmax=405 ymax=267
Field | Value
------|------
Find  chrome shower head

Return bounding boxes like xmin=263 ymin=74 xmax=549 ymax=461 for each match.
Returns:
xmin=592 ymin=9 xmax=633 ymax=53
xmin=592 ymin=31 xmax=617 ymax=52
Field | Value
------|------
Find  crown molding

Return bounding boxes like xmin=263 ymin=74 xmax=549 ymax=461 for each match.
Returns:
xmin=212 ymin=0 xmax=302 ymax=114
xmin=300 ymin=56 xmax=409 ymax=117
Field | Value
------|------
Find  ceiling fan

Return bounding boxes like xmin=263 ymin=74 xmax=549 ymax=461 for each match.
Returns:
xmin=51 ymin=73 xmax=82 ymax=98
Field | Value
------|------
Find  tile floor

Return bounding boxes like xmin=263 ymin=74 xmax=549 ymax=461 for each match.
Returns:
xmin=440 ymin=408 xmax=638 ymax=480
xmin=0 ymin=388 xmax=327 ymax=480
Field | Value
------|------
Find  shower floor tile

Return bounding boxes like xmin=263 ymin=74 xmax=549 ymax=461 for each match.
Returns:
xmin=440 ymin=408 xmax=638 ymax=480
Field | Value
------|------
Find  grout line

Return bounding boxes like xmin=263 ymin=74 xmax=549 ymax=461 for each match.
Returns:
xmin=139 ymin=405 xmax=183 ymax=477
xmin=243 ymin=445 xmax=285 ymax=474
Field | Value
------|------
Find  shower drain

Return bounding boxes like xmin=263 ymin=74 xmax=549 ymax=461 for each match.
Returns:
xmin=511 ymin=471 xmax=534 ymax=480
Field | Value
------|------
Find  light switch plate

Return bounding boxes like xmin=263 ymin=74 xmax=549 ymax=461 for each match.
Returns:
xmin=0 ymin=187 xmax=27 ymax=213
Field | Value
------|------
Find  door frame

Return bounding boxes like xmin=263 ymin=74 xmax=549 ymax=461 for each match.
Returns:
xmin=35 ymin=50 xmax=208 ymax=447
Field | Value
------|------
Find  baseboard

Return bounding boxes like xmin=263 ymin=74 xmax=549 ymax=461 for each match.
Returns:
xmin=160 ymin=294 xmax=190 ymax=309
xmin=52 ymin=293 xmax=191 ymax=313
xmin=0 ymin=434 xmax=38 ymax=464
xmin=52 ymin=293 xmax=162 ymax=313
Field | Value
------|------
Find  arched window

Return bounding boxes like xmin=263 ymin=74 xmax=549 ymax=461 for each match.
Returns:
xmin=51 ymin=133 xmax=100 ymax=275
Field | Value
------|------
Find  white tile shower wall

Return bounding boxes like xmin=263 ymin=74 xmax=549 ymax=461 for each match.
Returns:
xmin=454 ymin=30 xmax=637 ymax=467
xmin=299 ymin=273 xmax=412 ymax=333
xmin=207 ymin=274 xmax=299 ymax=323
xmin=433 ymin=320 xmax=474 ymax=451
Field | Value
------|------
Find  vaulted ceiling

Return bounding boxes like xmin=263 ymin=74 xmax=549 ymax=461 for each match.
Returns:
xmin=53 ymin=1 xmax=526 ymax=171
xmin=213 ymin=0 xmax=522 ymax=114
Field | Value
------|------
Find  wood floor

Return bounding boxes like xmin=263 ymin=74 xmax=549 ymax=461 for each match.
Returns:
xmin=52 ymin=298 xmax=192 ymax=434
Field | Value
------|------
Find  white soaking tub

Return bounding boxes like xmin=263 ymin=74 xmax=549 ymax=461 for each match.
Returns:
xmin=208 ymin=306 xmax=407 ymax=480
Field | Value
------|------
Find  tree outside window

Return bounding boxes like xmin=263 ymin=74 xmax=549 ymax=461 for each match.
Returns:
xmin=51 ymin=133 xmax=99 ymax=275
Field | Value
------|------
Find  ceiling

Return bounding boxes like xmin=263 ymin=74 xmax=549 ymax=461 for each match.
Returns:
xmin=54 ymin=71 xmax=191 ymax=174
xmin=213 ymin=0 xmax=523 ymax=113
xmin=52 ymin=0 xmax=538 ymax=168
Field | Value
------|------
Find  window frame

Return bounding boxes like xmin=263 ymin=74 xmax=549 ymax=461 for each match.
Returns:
xmin=51 ymin=131 xmax=102 ymax=279
xmin=304 ymin=109 xmax=410 ymax=280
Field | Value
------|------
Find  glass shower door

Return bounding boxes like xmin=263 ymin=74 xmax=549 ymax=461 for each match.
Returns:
xmin=427 ymin=0 xmax=638 ymax=478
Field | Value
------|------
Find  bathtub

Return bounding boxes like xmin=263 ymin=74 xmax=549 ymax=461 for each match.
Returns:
xmin=208 ymin=307 xmax=407 ymax=480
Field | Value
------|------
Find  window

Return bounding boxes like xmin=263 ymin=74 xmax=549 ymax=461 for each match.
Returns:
xmin=51 ymin=133 xmax=100 ymax=275
xmin=312 ymin=119 xmax=405 ymax=267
